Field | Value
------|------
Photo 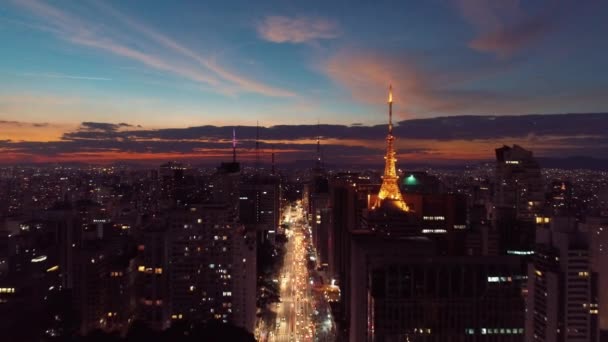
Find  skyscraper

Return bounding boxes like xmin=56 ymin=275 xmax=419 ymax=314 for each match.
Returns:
xmin=494 ymin=145 xmax=544 ymax=222
xmin=583 ymin=216 xmax=608 ymax=333
xmin=525 ymin=217 xmax=599 ymax=342
xmin=493 ymin=145 xmax=545 ymax=254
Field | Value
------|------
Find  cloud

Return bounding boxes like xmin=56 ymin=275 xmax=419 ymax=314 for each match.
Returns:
xmin=0 ymin=120 xmax=48 ymax=127
xmin=0 ymin=120 xmax=23 ymax=126
xmin=0 ymin=119 xmax=69 ymax=141
xmin=468 ymin=15 xmax=552 ymax=57
xmin=323 ymin=48 xmax=608 ymax=116
xmin=2 ymin=114 xmax=608 ymax=165
xmin=455 ymin=0 xmax=555 ymax=57
xmin=91 ymin=1 xmax=296 ymax=98
xmin=256 ymin=16 xmax=340 ymax=43
xmin=323 ymin=49 xmax=515 ymax=116
xmin=22 ymin=72 xmax=111 ymax=81
xmin=12 ymin=0 xmax=295 ymax=98
xmin=80 ymin=122 xmax=125 ymax=132
xmin=60 ymin=114 xmax=608 ymax=142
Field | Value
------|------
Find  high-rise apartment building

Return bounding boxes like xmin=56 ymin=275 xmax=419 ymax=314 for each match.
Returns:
xmin=525 ymin=217 xmax=599 ymax=342
xmin=239 ymin=174 xmax=281 ymax=245
xmin=136 ymin=221 xmax=170 ymax=330
xmin=582 ymin=216 xmax=608 ymax=332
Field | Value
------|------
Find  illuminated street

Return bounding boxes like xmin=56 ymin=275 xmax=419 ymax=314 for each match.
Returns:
xmin=266 ymin=203 xmax=334 ymax=342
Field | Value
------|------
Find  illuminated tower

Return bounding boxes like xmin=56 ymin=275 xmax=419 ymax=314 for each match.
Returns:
xmin=374 ymin=85 xmax=409 ymax=211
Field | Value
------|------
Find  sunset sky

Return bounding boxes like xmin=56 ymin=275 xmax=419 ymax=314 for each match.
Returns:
xmin=1 ymin=0 xmax=608 ymax=165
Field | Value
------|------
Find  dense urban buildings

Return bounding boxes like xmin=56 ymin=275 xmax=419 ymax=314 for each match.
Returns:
xmin=1 ymin=85 xmax=607 ymax=341
xmin=2 ymin=0 xmax=608 ymax=340
xmin=0 ymin=153 xmax=271 ymax=339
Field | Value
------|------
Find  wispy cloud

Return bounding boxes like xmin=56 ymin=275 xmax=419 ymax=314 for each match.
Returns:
xmin=22 ymin=72 xmax=111 ymax=81
xmin=256 ymin=16 xmax=340 ymax=43
xmin=79 ymin=122 xmax=133 ymax=132
xmin=0 ymin=119 xmax=71 ymax=141
xmin=12 ymin=0 xmax=295 ymax=97
xmin=455 ymin=0 xmax=554 ymax=58
xmin=91 ymin=1 xmax=295 ymax=98
xmin=0 ymin=120 xmax=47 ymax=127
xmin=323 ymin=49 xmax=488 ymax=116
xmin=323 ymin=48 xmax=608 ymax=117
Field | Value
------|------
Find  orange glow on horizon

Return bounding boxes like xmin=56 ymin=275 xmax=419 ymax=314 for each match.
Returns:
xmin=0 ymin=123 xmax=75 ymax=142
xmin=0 ymin=148 xmax=304 ymax=165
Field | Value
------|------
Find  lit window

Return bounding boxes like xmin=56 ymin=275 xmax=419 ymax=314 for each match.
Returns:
xmin=422 ymin=229 xmax=447 ymax=234
xmin=31 ymin=255 xmax=47 ymax=263
xmin=423 ymin=216 xmax=445 ymax=221
xmin=46 ymin=265 xmax=59 ymax=272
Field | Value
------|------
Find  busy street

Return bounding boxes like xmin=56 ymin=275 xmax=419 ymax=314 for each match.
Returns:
xmin=264 ymin=203 xmax=334 ymax=342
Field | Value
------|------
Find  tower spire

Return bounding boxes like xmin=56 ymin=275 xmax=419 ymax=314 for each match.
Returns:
xmin=388 ymin=84 xmax=393 ymax=135
xmin=374 ymin=84 xmax=409 ymax=211
xmin=255 ymin=121 xmax=260 ymax=172
xmin=316 ymin=120 xmax=322 ymax=170
xmin=271 ymin=145 xmax=275 ymax=175
xmin=232 ymin=128 xmax=237 ymax=163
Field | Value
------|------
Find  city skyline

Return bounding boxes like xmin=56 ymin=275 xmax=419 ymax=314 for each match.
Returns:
xmin=2 ymin=1 xmax=608 ymax=164
xmin=2 ymin=2 xmax=608 ymax=341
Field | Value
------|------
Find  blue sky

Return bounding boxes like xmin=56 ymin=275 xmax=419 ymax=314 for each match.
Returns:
xmin=0 ymin=1 xmax=608 ymax=164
